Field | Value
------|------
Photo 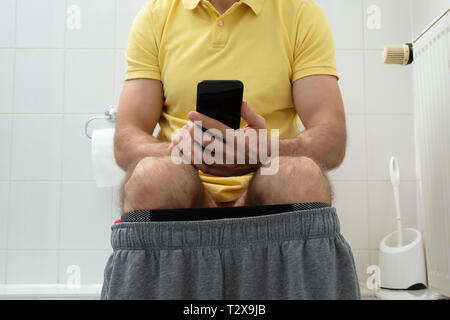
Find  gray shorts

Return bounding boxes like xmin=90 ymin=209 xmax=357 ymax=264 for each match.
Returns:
xmin=101 ymin=206 xmax=360 ymax=300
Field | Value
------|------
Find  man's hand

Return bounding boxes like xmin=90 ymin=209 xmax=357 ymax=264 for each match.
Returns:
xmin=169 ymin=101 xmax=274 ymax=177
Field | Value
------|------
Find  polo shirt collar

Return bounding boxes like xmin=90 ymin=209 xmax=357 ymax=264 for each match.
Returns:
xmin=182 ymin=0 xmax=265 ymax=15
xmin=183 ymin=0 xmax=201 ymax=10
xmin=241 ymin=0 xmax=264 ymax=15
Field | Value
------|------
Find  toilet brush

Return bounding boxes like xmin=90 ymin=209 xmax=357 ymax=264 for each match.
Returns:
xmin=389 ymin=156 xmax=403 ymax=247
xmin=378 ymin=157 xmax=427 ymax=289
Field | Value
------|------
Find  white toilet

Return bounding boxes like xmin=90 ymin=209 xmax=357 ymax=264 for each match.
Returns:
xmin=375 ymin=288 xmax=444 ymax=300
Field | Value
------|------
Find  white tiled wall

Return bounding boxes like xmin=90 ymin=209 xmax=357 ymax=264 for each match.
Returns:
xmin=411 ymin=0 xmax=450 ymax=37
xmin=319 ymin=0 xmax=418 ymax=286
xmin=15 ymin=0 xmax=66 ymax=49
xmin=0 ymin=0 xmax=419 ymax=287
xmin=66 ymin=0 xmax=116 ymax=49
xmin=64 ymin=50 xmax=116 ymax=114
xmin=0 ymin=0 xmax=148 ymax=285
xmin=14 ymin=50 xmax=65 ymax=114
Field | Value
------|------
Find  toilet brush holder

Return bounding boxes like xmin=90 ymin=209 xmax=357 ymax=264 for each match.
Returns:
xmin=378 ymin=228 xmax=427 ymax=289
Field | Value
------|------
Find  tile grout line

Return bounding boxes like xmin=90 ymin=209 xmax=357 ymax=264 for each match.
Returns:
xmin=361 ymin=0 xmax=373 ymax=252
xmin=353 ymin=248 xmax=379 ymax=252
xmin=0 ymin=112 xmax=416 ymax=117
xmin=0 ymin=179 xmax=419 ymax=183
xmin=3 ymin=47 xmax=116 ymax=50
xmin=4 ymin=248 xmax=113 ymax=252
xmin=408 ymin=0 xmax=414 ymax=41
xmin=4 ymin=0 xmax=19 ymax=284
xmin=0 ymin=47 xmax=384 ymax=51
xmin=0 ymin=113 xmax=118 ymax=116
xmin=56 ymin=0 xmax=70 ymax=285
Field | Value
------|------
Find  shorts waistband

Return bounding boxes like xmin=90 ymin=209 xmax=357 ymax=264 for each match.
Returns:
xmin=110 ymin=206 xmax=340 ymax=250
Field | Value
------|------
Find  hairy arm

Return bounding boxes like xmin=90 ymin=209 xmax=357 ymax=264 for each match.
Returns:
xmin=279 ymin=75 xmax=347 ymax=170
xmin=114 ymin=78 xmax=170 ymax=172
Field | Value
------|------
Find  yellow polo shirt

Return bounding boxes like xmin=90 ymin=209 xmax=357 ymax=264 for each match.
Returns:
xmin=125 ymin=0 xmax=338 ymax=202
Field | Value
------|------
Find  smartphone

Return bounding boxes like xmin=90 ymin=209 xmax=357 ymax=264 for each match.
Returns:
xmin=196 ymin=80 xmax=244 ymax=130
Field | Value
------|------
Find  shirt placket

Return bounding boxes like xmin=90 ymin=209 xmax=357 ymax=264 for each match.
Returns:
xmin=201 ymin=0 xmax=241 ymax=48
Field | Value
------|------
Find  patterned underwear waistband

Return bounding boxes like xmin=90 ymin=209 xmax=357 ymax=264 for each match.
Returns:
xmin=119 ymin=202 xmax=330 ymax=222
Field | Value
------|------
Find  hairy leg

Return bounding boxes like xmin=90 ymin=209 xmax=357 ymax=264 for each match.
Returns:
xmin=235 ymin=156 xmax=332 ymax=206
xmin=121 ymin=156 xmax=216 ymax=213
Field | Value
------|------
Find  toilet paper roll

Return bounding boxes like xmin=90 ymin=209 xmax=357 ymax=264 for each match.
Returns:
xmin=91 ymin=128 xmax=125 ymax=187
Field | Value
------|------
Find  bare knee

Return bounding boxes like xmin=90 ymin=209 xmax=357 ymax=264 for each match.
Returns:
xmin=123 ymin=157 xmax=161 ymax=207
xmin=122 ymin=156 xmax=203 ymax=212
xmin=247 ymin=156 xmax=331 ymax=205
xmin=288 ymin=157 xmax=331 ymax=204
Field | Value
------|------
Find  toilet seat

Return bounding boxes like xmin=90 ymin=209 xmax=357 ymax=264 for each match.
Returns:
xmin=375 ymin=288 xmax=444 ymax=300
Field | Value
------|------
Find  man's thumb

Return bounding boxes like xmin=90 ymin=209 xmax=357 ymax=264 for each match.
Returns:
xmin=241 ymin=100 xmax=265 ymax=128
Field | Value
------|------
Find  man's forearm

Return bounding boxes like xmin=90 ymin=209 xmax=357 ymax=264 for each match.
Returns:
xmin=114 ymin=126 xmax=171 ymax=173
xmin=278 ymin=124 xmax=346 ymax=170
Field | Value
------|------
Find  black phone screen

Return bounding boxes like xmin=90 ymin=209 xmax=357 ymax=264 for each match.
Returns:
xmin=196 ymin=80 xmax=244 ymax=130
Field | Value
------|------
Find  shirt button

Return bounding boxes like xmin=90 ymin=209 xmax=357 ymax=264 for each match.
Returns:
xmin=217 ymin=20 xmax=224 ymax=27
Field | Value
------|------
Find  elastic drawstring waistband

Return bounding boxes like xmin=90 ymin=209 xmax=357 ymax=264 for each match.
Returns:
xmin=110 ymin=206 xmax=340 ymax=250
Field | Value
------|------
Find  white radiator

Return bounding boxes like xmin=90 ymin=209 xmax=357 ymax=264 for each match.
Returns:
xmin=413 ymin=8 xmax=450 ymax=297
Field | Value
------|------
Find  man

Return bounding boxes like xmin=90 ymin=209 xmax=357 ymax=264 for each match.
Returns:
xmin=101 ymin=0 xmax=359 ymax=300
xmin=114 ymin=0 xmax=346 ymax=212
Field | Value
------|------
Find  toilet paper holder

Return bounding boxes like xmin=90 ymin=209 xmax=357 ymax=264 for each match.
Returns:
xmin=85 ymin=106 xmax=117 ymax=139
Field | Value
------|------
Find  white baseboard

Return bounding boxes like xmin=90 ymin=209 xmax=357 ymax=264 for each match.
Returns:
xmin=0 ymin=284 xmax=102 ymax=300
xmin=0 ymin=283 xmax=376 ymax=300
